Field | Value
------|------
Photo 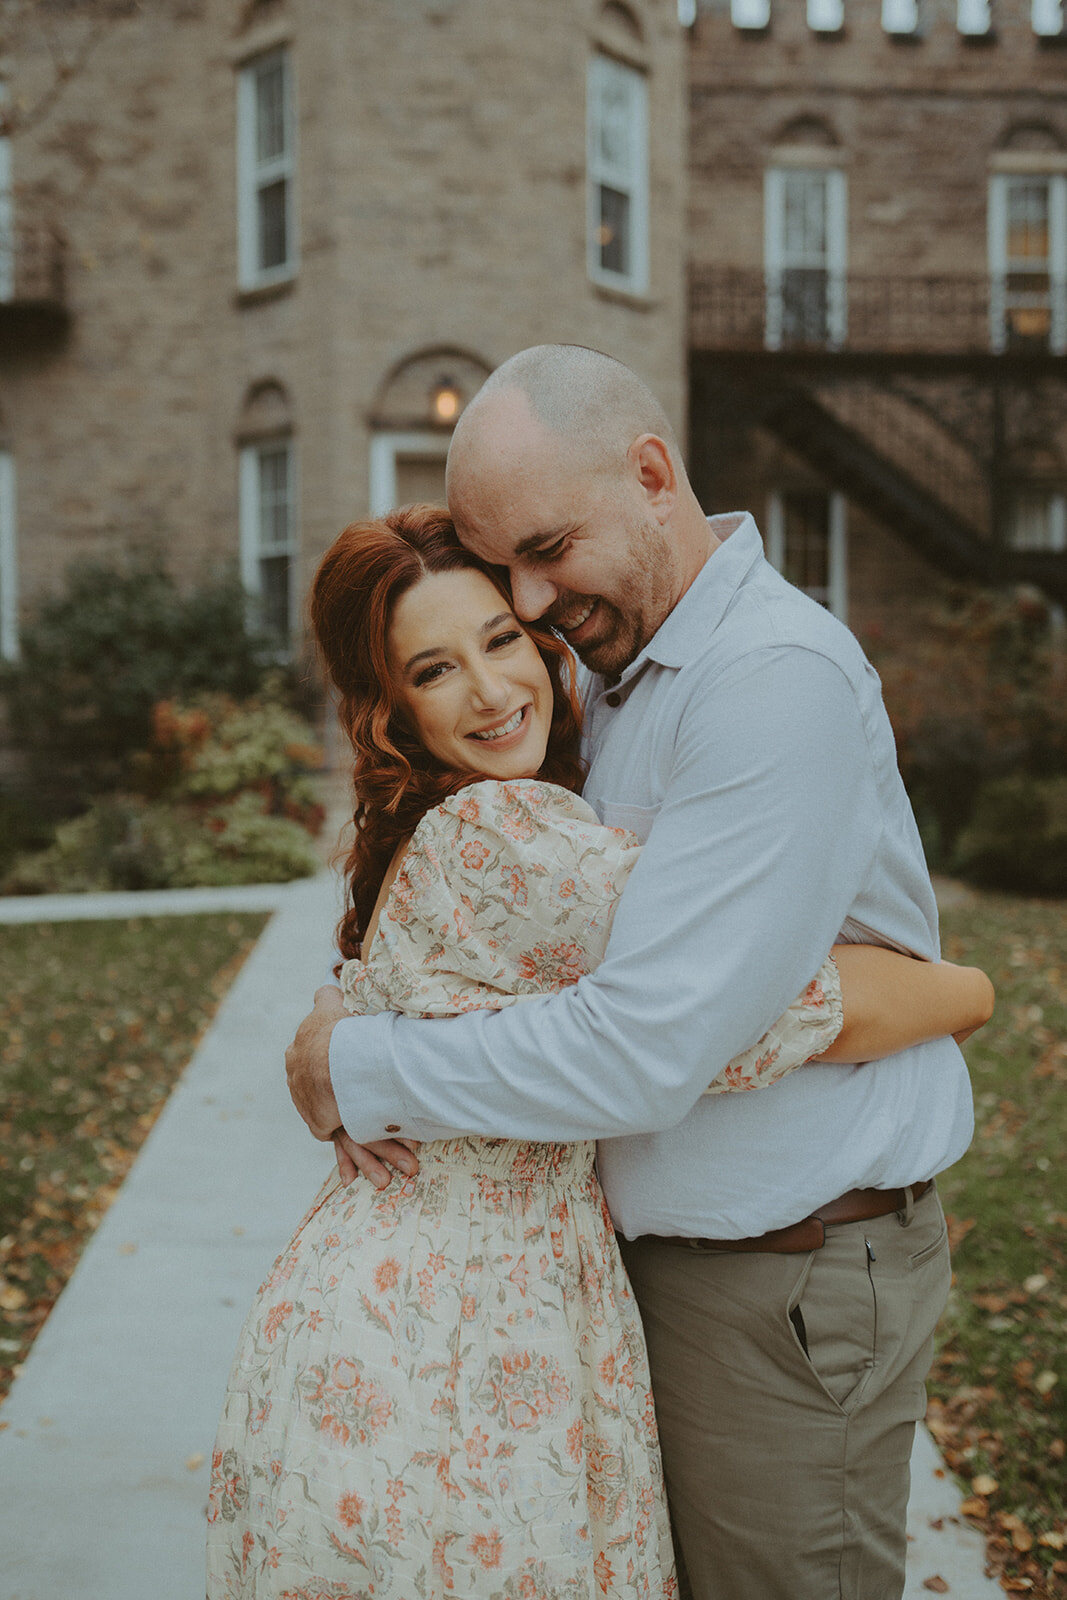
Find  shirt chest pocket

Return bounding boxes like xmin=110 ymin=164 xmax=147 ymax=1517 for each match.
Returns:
xmin=596 ymin=800 xmax=660 ymax=844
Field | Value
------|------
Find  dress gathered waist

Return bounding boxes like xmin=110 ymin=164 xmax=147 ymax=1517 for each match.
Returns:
xmin=415 ymin=1134 xmax=597 ymax=1185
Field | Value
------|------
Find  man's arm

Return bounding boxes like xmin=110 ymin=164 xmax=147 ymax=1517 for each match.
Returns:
xmin=305 ymin=647 xmax=881 ymax=1145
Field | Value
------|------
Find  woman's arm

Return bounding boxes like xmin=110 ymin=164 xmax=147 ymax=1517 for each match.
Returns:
xmin=816 ymin=945 xmax=995 ymax=1062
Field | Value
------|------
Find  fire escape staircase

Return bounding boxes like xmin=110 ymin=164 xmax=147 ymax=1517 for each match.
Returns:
xmin=728 ymin=375 xmax=1067 ymax=606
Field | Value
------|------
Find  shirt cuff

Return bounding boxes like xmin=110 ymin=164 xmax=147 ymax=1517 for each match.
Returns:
xmin=328 ymin=1011 xmax=413 ymax=1141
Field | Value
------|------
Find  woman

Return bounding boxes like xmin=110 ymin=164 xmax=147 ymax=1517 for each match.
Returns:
xmin=206 ymin=506 xmax=992 ymax=1600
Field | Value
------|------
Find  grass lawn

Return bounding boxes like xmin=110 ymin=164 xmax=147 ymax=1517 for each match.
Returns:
xmin=933 ymin=893 xmax=1067 ymax=1598
xmin=0 ymin=912 xmax=269 ymax=1403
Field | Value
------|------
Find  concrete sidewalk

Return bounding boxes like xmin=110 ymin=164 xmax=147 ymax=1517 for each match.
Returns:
xmin=0 ymin=869 xmax=999 ymax=1599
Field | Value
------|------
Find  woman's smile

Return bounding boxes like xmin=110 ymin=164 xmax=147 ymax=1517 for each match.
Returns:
xmin=388 ymin=569 xmax=554 ymax=780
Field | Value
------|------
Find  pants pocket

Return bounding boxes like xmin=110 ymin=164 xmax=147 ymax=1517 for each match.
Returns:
xmin=788 ymin=1231 xmax=877 ymax=1413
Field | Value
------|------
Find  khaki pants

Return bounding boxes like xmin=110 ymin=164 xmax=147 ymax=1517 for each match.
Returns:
xmin=619 ymin=1184 xmax=950 ymax=1600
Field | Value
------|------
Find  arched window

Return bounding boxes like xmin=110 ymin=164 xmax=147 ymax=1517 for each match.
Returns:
xmin=764 ymin=119 xmax=847 ymax=350
xmin=236 ymin=381 xmax=297 ymax=647
xmin=368 ymin=348 xmax=491 ymax=516
xmin=988 ymin=125 xmax=1067 ymax=355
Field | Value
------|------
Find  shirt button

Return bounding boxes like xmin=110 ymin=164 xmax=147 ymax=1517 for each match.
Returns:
xmin=385 ymin=1123 xmax=401 ymax=1133
xmin=605 ymin=692 xmax=621 ymax=708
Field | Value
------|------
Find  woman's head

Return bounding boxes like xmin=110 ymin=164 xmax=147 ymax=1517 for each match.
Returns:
xmin=309 ymin=505 xmax=585 ymax=952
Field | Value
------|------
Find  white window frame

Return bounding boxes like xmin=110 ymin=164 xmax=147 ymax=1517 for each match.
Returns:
xmin=236 ymin=48 xmax=297 ymax=291
xmin=0 ymin=451 xmax=17 ymax=660
xmin=808 ymin=0 xmax=844 ymax=30
xmin=586 ymin=53 xmax=650 ymax=296
xmin=369 ymin=431 xmax=450 ymax=518
xmin=1009 ymin=491 xmax=1067 ymax=552
xmin=882 ymin=0 xmax=919 ymax=32
xmin=988 ymin=172 xmax=1067 ymax=355
xmin=239 ymin=439 xmax=298 ymax=647
xmin=0 ymin=84 xmax=13 ymax=302
xmin=732 ymin=0 xmax=771 ymax=26
xmin=766 ymin=490 xmax=848 ymax=621
xmin=957 ymin=0 xmax=991 ymax=34
xmin=1032 ymin=0 xmax=1064 ymax=34
xmin=764 ymin=166 xmax=848 ymax=351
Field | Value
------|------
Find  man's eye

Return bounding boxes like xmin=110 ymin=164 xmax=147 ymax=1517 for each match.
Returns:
xmin=536 ymin=539 xmax=568 ymax=561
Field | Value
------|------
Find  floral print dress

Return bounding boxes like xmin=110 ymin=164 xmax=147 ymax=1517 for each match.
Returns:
xmin=206 ymin=780 xmax=842 ymax=1600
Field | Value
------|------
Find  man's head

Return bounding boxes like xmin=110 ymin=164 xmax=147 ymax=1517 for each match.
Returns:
xmin=445 ymin=344 xmax=709 ymax=677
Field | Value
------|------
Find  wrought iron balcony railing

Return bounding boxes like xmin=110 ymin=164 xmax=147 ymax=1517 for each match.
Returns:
xmin=690 ymin=266 xmax=1066 ymax=357
xmin=0 ymin=221 xmax=66 ymax=312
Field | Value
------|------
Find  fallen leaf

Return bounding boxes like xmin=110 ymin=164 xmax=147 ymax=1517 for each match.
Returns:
xmin=185 ymin=1452 xmax=205 ymax=1471
xmin=959 ymin=1498 xmax=988 ymax=1518
xmin=1034 ymin=1370 xmax=1058 ymax=1395
xmin=972 ymin=1473 xmax=998 ymax=1496
xmin=1022 ymin=1273 xmax=1048 ymax=1294
xmin=922 ymin=1578 xmax=950 ymax=1594
xmin=1038 ymin=1531 xmax=1066 ymax=1550
xmin=999 ymin=1580 xmax=1033 ymax=1592
xmin=1011 ymin=1526 xmax=1033 ymax=1553
xmin=0 ymin=1285 xmax=27 ymax=1311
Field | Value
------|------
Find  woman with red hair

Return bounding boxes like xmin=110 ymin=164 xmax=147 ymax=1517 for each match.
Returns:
xmin=206 ymin=506 xmax=991 ymax=1599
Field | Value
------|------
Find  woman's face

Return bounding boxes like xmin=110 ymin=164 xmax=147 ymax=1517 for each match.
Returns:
xmin=387 ymin=568 xmax=554 ymax=780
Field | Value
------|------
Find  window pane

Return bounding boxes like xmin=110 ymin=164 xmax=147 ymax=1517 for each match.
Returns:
xmin=258 ymin=179 xmax=289 ymax=271
xmin=259 ymin=554 xmax=291 ymax=638
xmin=957 ymin=0 xmax=990 ymax=31
xmin=783 ymin=493 xmax=830 ymax=598
xmin=258 ymin=447 xmax=291 ymax=553
xmin=255 ymin=59 xmax=286 ymax=165
xmin=596 ymin=70 xmax=634 ymax=175
xmin=783 ymin=172 xmax=828 ymax=263
xmin=732 ymin=0 xmax=771 ymax=26
xmin=1032 ymin=0 xmax=1063 ymax=32
xmin=598 ymin=185 xmax=631 ymax=277
xmin=808 ymin=0 xmax=844 ymax=28
xmin=782 ymin=268 xmax=830 ymax=345
xmin=1007 ymin=180 xmax=1051 ymax=266
xmin=883 ymin=0 xmax=919 ymax=29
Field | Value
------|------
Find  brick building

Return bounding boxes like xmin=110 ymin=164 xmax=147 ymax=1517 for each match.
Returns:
xmin=1 ymin=0 xmax=1065 ymax=668
xmin=687 ymin=0 xmax=1067 ymax=640
xmin=0 ymin=0 xmax=686 ymax=660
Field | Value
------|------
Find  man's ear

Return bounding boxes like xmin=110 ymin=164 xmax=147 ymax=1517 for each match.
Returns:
xmin=629 ymin=434 xmax=676 ymax=524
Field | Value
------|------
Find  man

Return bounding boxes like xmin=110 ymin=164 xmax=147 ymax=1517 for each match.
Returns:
xmin=287 ymin=345 xmax=974 ymax=1600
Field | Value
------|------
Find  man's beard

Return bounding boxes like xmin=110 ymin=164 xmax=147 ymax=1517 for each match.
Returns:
xmin=551 ymin=521 xmax=673 ymax=678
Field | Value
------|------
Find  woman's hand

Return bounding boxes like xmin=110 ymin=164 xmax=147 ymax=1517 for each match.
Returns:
xmin=816 ymin=947 xmax=995 ymax=1062
xmin=333 ymin=1130 xmax=421 ymax=1188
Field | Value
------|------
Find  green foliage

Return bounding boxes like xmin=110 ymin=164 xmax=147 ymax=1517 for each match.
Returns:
xmin=869 ymin=587 xmax=1067 ymax=874
xmin=3 ymin=791 xmax=320 ymax=893
xmin=953 ymin=774 xmax=1067 ymax=896
xmin=0 ymin=558 xmax=286 ymax=808
xmin=3 ymin=687 xmax=326 ymax=894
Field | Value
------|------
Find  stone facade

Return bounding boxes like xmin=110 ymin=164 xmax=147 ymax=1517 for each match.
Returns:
xmin=1 ymin=0 xmax=687 ymax=649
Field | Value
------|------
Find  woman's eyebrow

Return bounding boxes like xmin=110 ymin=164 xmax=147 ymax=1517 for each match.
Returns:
xmin=402 ymin=612 xmax=517 ymax=674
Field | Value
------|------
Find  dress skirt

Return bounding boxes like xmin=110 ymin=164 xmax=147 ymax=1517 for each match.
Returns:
xmin=206 ymin=1136 xmax=677 ymax=1600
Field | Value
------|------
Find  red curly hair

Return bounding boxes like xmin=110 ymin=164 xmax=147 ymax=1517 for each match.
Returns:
xmin=309 ymin=504 xmax=586 ymax=961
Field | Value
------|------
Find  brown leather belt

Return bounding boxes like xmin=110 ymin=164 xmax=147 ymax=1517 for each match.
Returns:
xmin=652 ymin=1180 xmax=936 ymax=1255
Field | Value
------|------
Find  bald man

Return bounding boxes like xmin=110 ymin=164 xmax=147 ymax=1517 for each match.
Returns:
xmin=286 ymin=345 xmax=973 ymax=1600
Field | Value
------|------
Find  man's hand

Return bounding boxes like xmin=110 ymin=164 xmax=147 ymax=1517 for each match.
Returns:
xmin=285 ymin=985 xmax=348 ymax=1140
xmin=286 ymin=985 xmax=423 ymax=1188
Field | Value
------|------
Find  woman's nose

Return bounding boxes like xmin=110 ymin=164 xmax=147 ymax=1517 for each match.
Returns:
xmin=468 ymin=659 xmax=509 ymax=708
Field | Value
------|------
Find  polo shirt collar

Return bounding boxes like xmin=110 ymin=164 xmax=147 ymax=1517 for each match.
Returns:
xmin=610 ymin=512 xmax=764 ymax=686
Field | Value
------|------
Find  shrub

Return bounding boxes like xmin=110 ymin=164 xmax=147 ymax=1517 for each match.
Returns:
xmin=868 ymin=586 xmax=1067 ymax=866
xmin=0 ymin=558 xmax=287 ymax=810
xmin=3 ymin=791 xmax=320 ymax=895
xmin=953 ymin=774 xmax=1067 ymax=895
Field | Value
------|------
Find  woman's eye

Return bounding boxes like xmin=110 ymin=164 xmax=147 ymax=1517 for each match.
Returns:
xmin=488 ymin=630 xmax=522 ymax=651
xmin=414 ymin=662 xmax=448 ymax=686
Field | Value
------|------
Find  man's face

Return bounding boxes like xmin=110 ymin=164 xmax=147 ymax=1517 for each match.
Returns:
xmin=450 ymin=414 xmax=676 ymax=678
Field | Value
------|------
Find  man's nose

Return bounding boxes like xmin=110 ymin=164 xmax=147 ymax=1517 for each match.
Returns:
xmin=510 ymin=567 xmax=557 ymax=621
